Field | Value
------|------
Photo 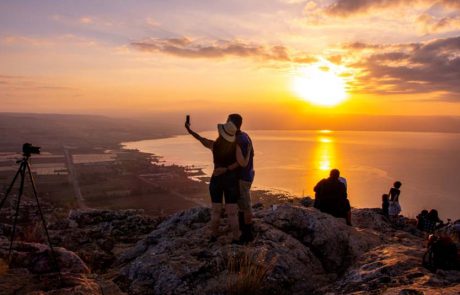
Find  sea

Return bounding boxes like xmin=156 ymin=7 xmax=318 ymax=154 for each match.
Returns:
xmin=123 ymin=130 xmax=460 ymax=220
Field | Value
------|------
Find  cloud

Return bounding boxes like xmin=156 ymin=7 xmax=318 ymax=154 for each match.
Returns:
xmin=325 ymin=0 xmax=406 ymax=16
xmin=305 ymin=0 xmax=460 ymax=36
xmin=417 ymin=13 xmax=460 ymax=34
xmin=1 ymin=34 xmax=100 ymax=48
xmin=130 ymin=37 xmax=317 ymax=64
xmin=0 ymin=74 xmax=75 ymax=92
xmin=79 ymin=17 xmax=94 ymax=25
xmin=324 ymin=0 xmax=460 ymax=17
xmin=342 ymin=36 xmax=460 ymax=100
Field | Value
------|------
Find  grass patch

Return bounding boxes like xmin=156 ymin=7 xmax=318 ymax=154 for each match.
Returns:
xmin=226 ymin=248 xmax=277 ymax=295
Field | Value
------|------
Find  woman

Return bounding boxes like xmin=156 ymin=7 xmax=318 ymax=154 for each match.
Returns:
xmin=388 ymin=181 xmax=402 ymax=223
xmin=185 ymin=120 xmax=252 ymax=243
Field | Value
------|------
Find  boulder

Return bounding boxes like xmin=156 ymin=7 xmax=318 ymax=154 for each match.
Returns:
xmin=115 ymin=205 xmax=380 ymax=294
xmin=0 ymin=239 xmax=89 ymax=274
xmin=261 ymin=205 xmax=380 ymax=273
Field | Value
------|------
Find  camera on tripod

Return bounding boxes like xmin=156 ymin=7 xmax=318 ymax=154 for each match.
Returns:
xmin=22 ymin=143 xmax=40 ymax=156
xmin=0 ymin=143 xmax=60 ymax=275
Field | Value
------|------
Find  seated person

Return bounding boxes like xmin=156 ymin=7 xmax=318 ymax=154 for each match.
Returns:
xmin=314 ymin=169 xmax=351 ymax=226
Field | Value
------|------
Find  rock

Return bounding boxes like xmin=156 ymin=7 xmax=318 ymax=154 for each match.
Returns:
xmin=115 ymin=205 xmax=380 ymax=294
xmin=0 ymin=239 xmax=90 ymax=274
xmin=351 ymin=208 xmax=393 ymax=233
xmin=51 ymin=209 xmax=162 ymax=272
xmin=0 ymin=270 xmax=103 ymax=295
xmin=2 ymin=198 xmax=459 ymax=295
xmin=324 ymin=240 xmax=460 ymax=294
xmin=260 ymin=205 xmax=380 ymax=273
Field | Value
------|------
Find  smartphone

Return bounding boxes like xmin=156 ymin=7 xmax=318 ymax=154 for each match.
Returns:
xmin=186 ymin=115 xmax=190 ymax=125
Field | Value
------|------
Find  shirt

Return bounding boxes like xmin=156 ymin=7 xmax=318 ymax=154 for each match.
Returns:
xmin=212 ymin=137 xmax=236 ymax=168
xmin=236 ymin=131 xmax=254 ymax=182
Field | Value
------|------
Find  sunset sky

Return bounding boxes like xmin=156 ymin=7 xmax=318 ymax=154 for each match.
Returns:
xmin=1 ymin=0 xmax=460 ymax=119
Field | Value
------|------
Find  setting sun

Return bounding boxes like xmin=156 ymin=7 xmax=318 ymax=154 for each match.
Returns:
xmin=292 ymin=64 xmax=347 ymax=107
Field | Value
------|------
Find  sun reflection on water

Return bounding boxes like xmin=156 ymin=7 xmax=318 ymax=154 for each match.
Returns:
xmin=315 ymin=134 xmax=336 ymax=173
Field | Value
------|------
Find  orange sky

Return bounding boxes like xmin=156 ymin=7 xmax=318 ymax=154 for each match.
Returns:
xmin=1 ymin=0 xmax=460 ymax=118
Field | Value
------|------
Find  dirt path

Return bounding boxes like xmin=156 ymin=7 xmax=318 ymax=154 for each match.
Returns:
xmin=63 ymin=147 xmax=86 ymax=209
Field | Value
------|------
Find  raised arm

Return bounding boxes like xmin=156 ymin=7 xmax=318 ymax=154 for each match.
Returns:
xmin=185 ymin=123 xmax=213 ymax=150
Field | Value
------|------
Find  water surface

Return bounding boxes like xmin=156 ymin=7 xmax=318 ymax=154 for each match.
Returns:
xmin=123 ymin=130 xmax=460 ymax=220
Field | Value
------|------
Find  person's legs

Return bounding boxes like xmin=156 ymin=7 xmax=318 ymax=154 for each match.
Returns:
xmin=238 ymin=180 xmax=254 ymax=241
xmin=225 ymin=203 xmax=240 ymax=240
xmin=209 ymin=176 xmax=224 ymax=239
xmin=210 ymin=203 xmax=222 ymax=238
xmin=223 ymin=172 xmax=241 ymax=241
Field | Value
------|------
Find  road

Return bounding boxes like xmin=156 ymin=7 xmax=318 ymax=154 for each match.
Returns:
xmin=64 ymin=147 xmax=86 ymax=209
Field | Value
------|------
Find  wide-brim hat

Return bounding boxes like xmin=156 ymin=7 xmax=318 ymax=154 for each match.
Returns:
xmin=217 ymin=121 xmax=237 ymax=142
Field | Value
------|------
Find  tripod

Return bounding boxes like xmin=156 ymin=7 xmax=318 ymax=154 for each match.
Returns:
xmin=0 ymin=153 xmax=60 ymax=275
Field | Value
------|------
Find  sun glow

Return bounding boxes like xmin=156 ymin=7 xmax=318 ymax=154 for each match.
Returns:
xmin=292 ymin=63 xmax=348 ymax=107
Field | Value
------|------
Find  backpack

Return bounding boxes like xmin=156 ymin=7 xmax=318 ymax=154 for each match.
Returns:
xmin=423 ymin=235 xmax=459 ymax=271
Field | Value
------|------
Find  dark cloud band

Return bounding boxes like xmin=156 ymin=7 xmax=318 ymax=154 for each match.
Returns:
xmin=130 ymin=37 xmax=316 ymax=64
xmin=345 ymin=36 xmax=460 ymax=100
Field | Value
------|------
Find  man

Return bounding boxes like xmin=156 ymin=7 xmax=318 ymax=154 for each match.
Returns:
xmin=227 ymin=114 xmax=255 ymax=243
xmin=314 ymin=169 xmax=352 ymax=226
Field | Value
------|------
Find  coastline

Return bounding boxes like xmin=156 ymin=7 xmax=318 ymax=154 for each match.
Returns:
xmin=119 ymin=143 xmax=302 ymax=209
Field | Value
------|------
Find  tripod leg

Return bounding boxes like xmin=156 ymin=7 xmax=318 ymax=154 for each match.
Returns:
xmin=8 ymin=163 xmax=26 ymax=259
xmin=26 ymin=162 xmax=61 ymax=276
xmin=0 ymin=166 xmax=22 ymax=211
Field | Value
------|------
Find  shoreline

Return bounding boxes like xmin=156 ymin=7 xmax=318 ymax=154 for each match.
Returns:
xmin=120 ymin=134 xmax=306 ymax=199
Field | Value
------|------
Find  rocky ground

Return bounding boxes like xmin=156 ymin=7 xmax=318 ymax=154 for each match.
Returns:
xmin=0 ymin=198 xmax=459 ymax=295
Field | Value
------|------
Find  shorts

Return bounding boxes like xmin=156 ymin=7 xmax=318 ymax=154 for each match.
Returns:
xmin=237 ymin=180 xmax=252 ymax=211
xmin=209 ymin=171 xmax=239 ymax=204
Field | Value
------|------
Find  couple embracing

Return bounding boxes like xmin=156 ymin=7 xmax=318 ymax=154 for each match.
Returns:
xmin=185 ymin=114 xmax=254 ymax=244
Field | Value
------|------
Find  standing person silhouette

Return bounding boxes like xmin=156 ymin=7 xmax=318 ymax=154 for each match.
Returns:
xmin=226 ymin=114 xmax=255 ymax=243
xmin=185 ymin=118 xmax=251 ymax=244
xmin=388 ymin=181 xmax=402 ymax=223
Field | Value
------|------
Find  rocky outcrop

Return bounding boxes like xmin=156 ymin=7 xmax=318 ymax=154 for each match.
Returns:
xmin=1 ymin=202 xmax=459 ymax=295
xmin=115 ymin=205 xmax=380 ymax=294
xmin=322 ymin=210 xmax=460 ymax=294
xmin=324 ymin=238 xmax=460 ymax=294
xmin=49 ymin=209 xmax=162 ymax=272
xmin=0 ymin=207 xmax=158 ymax=294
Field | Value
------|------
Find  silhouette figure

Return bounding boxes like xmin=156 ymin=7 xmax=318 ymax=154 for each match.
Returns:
xmin=226 ymin=114 xmax=255 ymax=243
xmin=314 ymin=169 xmax=352 ymax=226
xmin=382 ymin=194 xmax=390 ymax=217
xmin=185 ymin=118 xmax=251 ymax=244
xmin=388 ymin=181 xmax=402 ymax=223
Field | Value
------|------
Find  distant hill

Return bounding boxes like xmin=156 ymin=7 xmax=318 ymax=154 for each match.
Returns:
xmin=1 ymin=112 xmax=459 ymax=152
xmin=0 ymin=113 xmax=179 ymax=152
